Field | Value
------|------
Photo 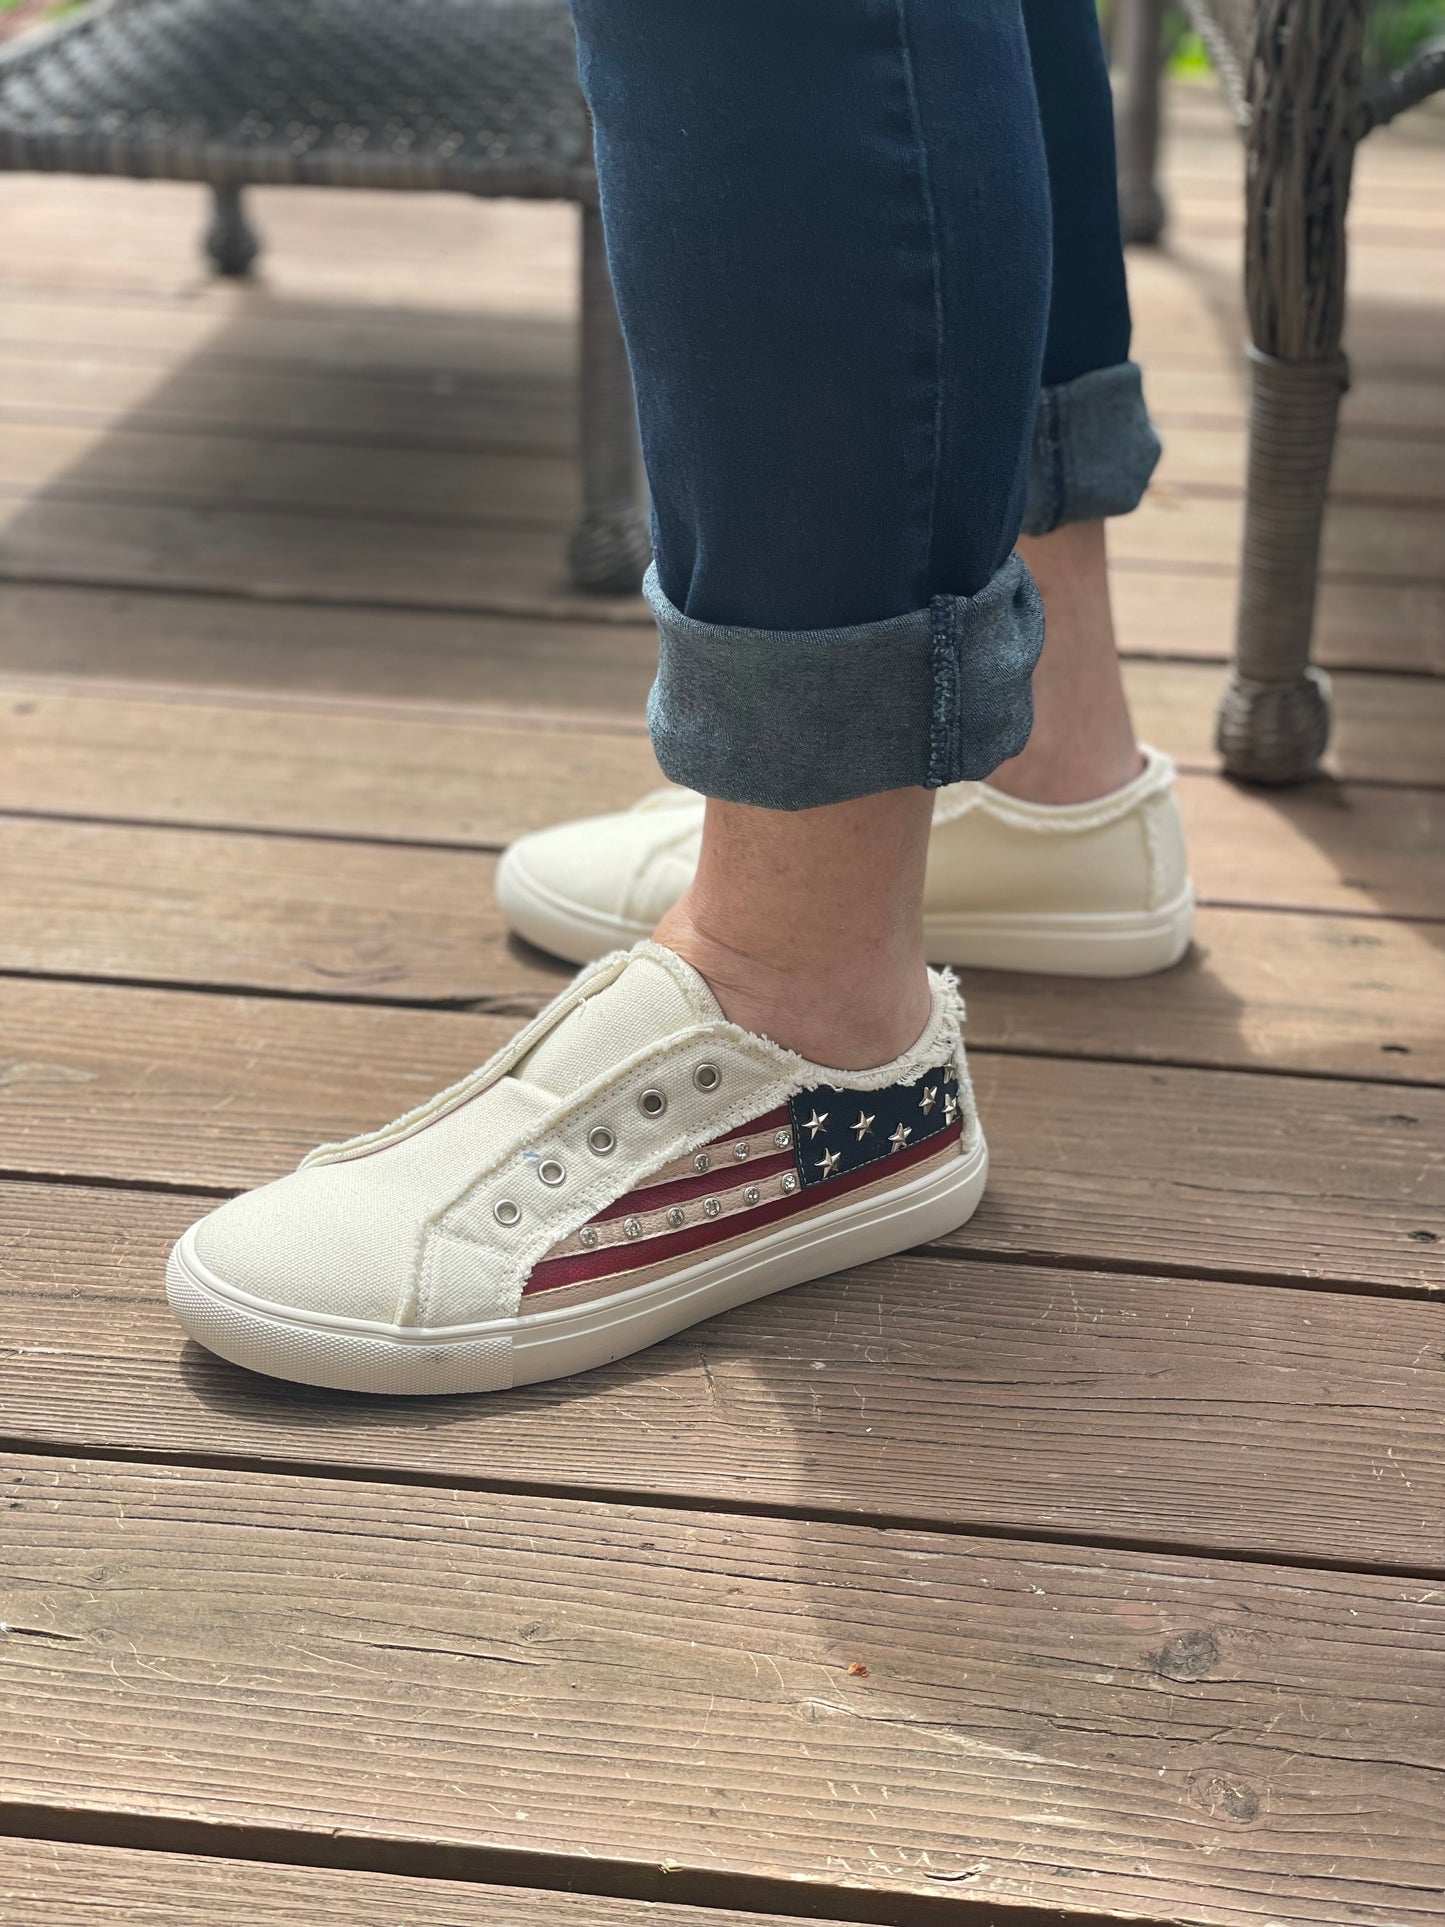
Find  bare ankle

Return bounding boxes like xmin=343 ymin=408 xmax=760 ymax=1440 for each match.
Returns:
xmin=655 ymin=903 xmax=932 ymax=1071
xmin=997 ymin=519 xmax=1144 ymax=805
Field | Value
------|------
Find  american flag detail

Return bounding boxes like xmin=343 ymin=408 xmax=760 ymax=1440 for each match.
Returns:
xmin=522 ymin=1063 xmax=963 ymax=1304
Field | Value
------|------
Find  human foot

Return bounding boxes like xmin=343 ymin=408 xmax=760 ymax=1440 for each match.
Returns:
xmin=497 ymin=748 xmax=1192 ymax=978
xmin=168 ymin=943 xmax=985 ymax=1394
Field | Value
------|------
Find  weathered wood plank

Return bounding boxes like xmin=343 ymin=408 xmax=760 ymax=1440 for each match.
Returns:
xmin=4 ymin=1180 xmax=1442 ymax=1567
xmin=0 ymin=584 xmax=660 ymax=716
xmin=0 ymin=1840 xmax=813 ymax=1927
xmin=2 ymin=1454 xmax=1442 ymax=1925
xmin=0 ymin=575 xmax=1439 ymax=730
xmin=0 ymin=818 xmax=556 ymax=1003
xmin=2 ymin=981 xmax=1438 ymax=1289
xmin=4 ymin=672 xmax=1444 ymax=865
xmin=2 ymin=481 xmax=1437 ymax=614
xmin=0 ymin=683 xmax=664 ymax=846
xmin=3 ymin=811 xmax=1444 ymax=1091
xmin=3 ymin=488 xmax=1439 ymax=677
xmin=0 ymin=497 xmax=652 ymax=625
xmin=5 ymin=376 xmax=1441 ymax=505
xmin=0 ymin=356 xmax=576 ymax=456
xmin=1120 ymin=659 xmax=1445 ymax=785
xmin=1110 ymin=564 xmax=1444 ymax=676
xmin=4 ymin=292 xmax=1439 ymax=427
xmin=0 ymin=419 xmax=582 ymax=525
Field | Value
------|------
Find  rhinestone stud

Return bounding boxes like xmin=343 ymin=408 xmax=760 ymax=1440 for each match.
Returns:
xmin=693 ymin=1062 xmax=721 ymax=1091
xmin=493 ymin=1198 xmax=521 ymax=1227
xmin=666 ymin=1207 xmax=686 ymax=1228
xmin=623 ymin=1216 xmax=643 ymax=1239
xmin=703 ymin=1197 xmax=721 ymax=1219
xmin=579 ymin=1227 xmax=600 ymax=1249
xmin=744 ymin=1184 xmax=761 ymax=1206
xmin=694 ymin=1152 xmax=711 ymax=1173
xmin=774 ymin=1129 xmax=791 ymax=1149
xmin=781 ymin=1173 xmax=798 ymax=1195
xmin=639 ymin=1088 xmax=667 ymax=1118
xmin=733 ymin=1141 xmax=750 ymax=1162
xmin=537 ymin=1158 xmax=566 ymax=1187
xmin=588 ymin=1125 xmax=616 ymax=1156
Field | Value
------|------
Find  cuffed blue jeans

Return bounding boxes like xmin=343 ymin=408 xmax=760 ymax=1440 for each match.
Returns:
xmin=570 ymin=0 xmax=1161 ymax=809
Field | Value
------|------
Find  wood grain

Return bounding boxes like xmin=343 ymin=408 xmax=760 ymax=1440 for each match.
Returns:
xmin=0 ymin=583 xmax=660 ymax=717
xmin=2 ymin=981 xmax=1439 ymax=1290
xmin=0 ymin=1841 xmax=815 ymax=1927
xmin=5 ymin=378 xmax=1440 ymax=507
xmin=0 ymin=682 xmax=664 ymax=846
xmin=3 ymin=1181 xmax=1442 ymax=1568
xmin=1 ymin=1454 xmax=1442 ymax=1926
xmin=2 ymin=487 xmax=1436 ymax=620
xmin=1110 ymin=564 xmax=1445 ymax=676
xmin=3 ymin=673 xmax=1444 ymax=871
xmin=0 ymin=576 xmax=1439 ymax=731
xmin=0 ymin=819 xmax=559 ymax=1004
xmin=2 ymin=813 xmax=1445 ymax=1086
xmin=0 ymin=693 xmax=1441 ymax=917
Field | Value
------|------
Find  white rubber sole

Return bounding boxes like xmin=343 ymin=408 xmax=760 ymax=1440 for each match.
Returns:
xmin=497 ymin=846 xmax=1195 ymax=979
xmin=167 ymin=1131 xmax=988 ymax=1396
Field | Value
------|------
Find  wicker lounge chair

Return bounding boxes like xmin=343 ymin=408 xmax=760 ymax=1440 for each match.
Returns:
xmin=1115 ymin=0 xmax=1445 ymax=781
xmin=0 ymin=0 xmax=650 ymax=594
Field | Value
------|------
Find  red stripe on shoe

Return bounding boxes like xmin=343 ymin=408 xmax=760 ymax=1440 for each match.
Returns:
xmin=524 ymin=1119 xmax=962 ymax=1295
xmin=593 ymin=1149 xmax=796 ymax=1222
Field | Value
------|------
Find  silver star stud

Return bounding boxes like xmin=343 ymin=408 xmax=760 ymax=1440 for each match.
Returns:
xmin=889 ymin=1123 xmax=912 ymax=1151
xmin=944 ymin=1092 xmax=959 ymax=1124
xmin=803 ymin=1108 xmax=829 ymax=1139
xmin=817 ymin=1148 xmax=841 ymax=1178
xmin=852 ymin=1111 xmax=876 ymax=1141
xmin=919 ymin=1085 xmax=938 ymax=1116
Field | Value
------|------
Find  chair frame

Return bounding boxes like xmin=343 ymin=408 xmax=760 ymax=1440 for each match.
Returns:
xmin=0 ymin=0 xmax=651 ymax=596
xmin=1115 ymin=0 xmax=1444 ymax=783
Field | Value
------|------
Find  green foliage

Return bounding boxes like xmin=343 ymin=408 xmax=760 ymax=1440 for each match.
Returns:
xmin=1366 ymin=0 xmax=1445 ymax=70
xmin=1100 ymin=1 xmax=1445 ymax=77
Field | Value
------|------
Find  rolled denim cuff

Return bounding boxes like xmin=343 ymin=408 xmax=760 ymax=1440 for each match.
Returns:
xmin=1022 ymin=361 xmax=1162 ymax=536
xmin=644 ymin=554 xmax=1044 ymax=810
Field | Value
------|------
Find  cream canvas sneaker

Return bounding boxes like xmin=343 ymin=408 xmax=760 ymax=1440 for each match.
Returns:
xmin=168 ymin=942 xmax=987 ymax=1394
xmin=497 ymin=746 xmax=1193 ymax=978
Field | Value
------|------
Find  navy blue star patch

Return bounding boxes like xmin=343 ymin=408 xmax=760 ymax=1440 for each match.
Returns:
xmin=787 ymin=1065 xmax=961 ymax=1190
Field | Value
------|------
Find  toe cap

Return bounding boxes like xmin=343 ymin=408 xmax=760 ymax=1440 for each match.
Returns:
xmin=188 ymin=1160 xmax=420 ymax=1326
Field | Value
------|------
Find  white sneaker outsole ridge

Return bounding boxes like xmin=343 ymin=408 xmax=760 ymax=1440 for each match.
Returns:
xmin=168 ymin=1130 xmax=988 ymax=1396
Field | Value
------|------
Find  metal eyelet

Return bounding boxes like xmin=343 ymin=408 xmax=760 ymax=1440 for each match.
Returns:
xmin=579 ymin=1227 xmax=600 ymax=1248
xmin=623 ymin=1216 xmax=643 ymax=1239
xmin=638 ymin=1088 xmax=667 ymax=1118
xmin=493 ymin=1199 xmax=522 ymax=1227
xmin=588 ymin=1125 xmax=616 ymax=1156
xmin=703 ymin=1197 xmax=721 ymax=1219
xmin=666 ymin=1207 xmax=686 ymax=1229
xmin=744 ymin=1185 xmax=761 ymax=1207
xmin=693 ymin=1152 xmax=711 ymax=1173
xmin=693 ymin=1062 xmax=721 ymax=1092
xmin=733 ymin=1141 xmax=750 ymax=1162
xmin=537 ymin=1158 xmax=566 ymax=1187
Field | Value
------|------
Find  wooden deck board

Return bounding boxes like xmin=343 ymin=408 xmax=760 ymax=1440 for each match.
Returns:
xmin=3 ymin=982 xmax=1439 ymax=1291
xmin=4 ymin=1181 xmax=1442 ymax=1569
xmin=7 ymin=881 xmax=1444 ymax=1091
xmin=0 ymin=1841 xmax=816 ymax=1927
xmin=4 ymin=675 xmax=1444 ymax=858
xmin=2 ymin=1454 xmax=1443 ymax=1926
xmin=0 ymin=74 xmax=1440 ymax=1927
xmin=2 ymin=487 xmax=1438 ymax=628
